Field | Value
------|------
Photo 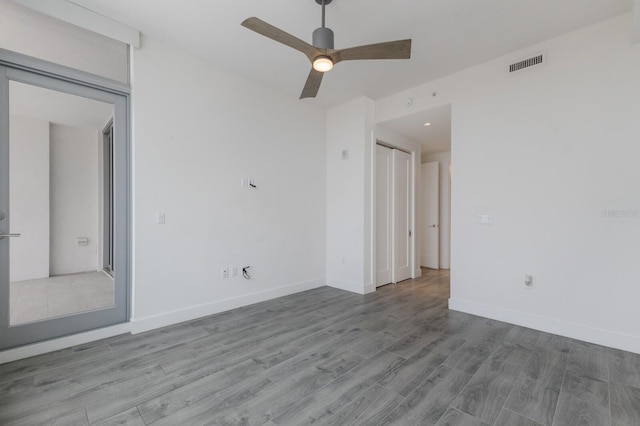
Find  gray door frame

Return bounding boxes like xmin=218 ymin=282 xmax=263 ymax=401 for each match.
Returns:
xmin=0 ymin=49 xmax=131 ymax=350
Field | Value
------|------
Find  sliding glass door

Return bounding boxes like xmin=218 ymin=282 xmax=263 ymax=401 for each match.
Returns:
xmin=0 ymin=64 xmax=129 ymax=350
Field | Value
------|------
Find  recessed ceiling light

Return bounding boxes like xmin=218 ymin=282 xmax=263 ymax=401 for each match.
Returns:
xmin=424 ymin=122 xmax=432 ymax=126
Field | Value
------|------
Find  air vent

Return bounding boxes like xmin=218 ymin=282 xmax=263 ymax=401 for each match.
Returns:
xmin=508 ymin=54 xmax=545 ymax=73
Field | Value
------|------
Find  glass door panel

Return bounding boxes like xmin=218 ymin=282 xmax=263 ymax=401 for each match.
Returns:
xmin=0 ymin=66 xmax=129 ymax=350
xmin=9 ymin=81 xmax=115 ymax=325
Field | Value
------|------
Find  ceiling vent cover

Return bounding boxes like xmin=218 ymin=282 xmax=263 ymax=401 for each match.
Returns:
xmin=508 ymin=53 xmax=545 ymax=73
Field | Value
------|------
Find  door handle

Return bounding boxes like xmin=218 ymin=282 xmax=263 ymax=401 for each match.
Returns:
xmin=0 ymin=233 xmax=21 ymax=239
xmin=429 ymin=224 xmax=437 ymax=228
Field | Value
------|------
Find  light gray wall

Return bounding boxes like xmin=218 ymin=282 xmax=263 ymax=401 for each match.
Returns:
xmin=49 ymin=123 xmax=100 ymax=276
xmin=325 ymin=97 xmax=373 ymax=294
xmin=9 ymin=115 xmax=49 ymax=282
xmin=0 ymin=0 xmax=128 ymax=83
xmin=129 ymin=35 xmax=327 ymax=329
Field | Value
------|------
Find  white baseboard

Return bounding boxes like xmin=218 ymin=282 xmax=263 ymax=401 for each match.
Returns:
xmin=0 ymin=322 xmax=132 ymax=364
xmin=449 ymin=298 xmax=640 ymax=355
xmin=131 ymin=279 xmax=325 ymax=334
xmin=327 ymin=278 xmax=367 ymax=295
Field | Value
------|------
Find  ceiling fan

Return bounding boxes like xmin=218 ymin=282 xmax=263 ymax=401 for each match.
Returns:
xmin=241 ymin=0 xmax=412 ymax=99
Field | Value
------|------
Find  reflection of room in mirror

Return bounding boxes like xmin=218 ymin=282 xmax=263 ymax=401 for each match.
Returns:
xmin=10 ymin=272 xmax=114 ymax=325
xmin=8 ymin=81 xmax=114 ymax=326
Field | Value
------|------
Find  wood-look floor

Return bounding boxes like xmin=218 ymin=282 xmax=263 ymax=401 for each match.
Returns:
xmin=1 ymin=269 xmax=640 ymax=425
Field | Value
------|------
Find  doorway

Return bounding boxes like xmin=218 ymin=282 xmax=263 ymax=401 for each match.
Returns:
xmin=421 ymin=161 xmax=440 ymax=269
xmin=420 ymin=154 xmax=451 ymax=271
xmin=375 ymin=144 xmax=414 ymax=287
xmin=0 ymin=60 xmax=130 ymax=350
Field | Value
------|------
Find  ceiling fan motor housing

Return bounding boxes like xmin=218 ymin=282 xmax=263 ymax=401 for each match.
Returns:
xmin=313 ymin=27 xmax=334 ymax=49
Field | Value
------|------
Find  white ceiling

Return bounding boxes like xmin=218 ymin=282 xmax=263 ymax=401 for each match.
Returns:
xmin=380 ymin=104 xmax=452 ymax=156
xmin=67 ymin=0 xmax=633 ymax=109
xmin=19 ymin=0 xmax=633 ymax=155
xmin=60 ymin=0 xmax=633 ymax=156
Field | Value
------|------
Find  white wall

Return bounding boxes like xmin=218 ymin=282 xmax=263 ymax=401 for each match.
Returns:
xmin=325 ymin=101 xmax=422 ymax=295
xmin=0 ymin=0 xmax=128 ymax=83
xmin=376 ymin=14 xmax=640 ymax=353
xmin=130 ymin=36 xmax=326 ymax=329
xmin=325 ymin=97 xmax=374 ymax=294
xmin=49 ymin=124 xmax=100 ymax=276
xmin=423 ymin=152 xmax=451 ymax=269
xmin=9 ymin=116 xmax=49 ymax=282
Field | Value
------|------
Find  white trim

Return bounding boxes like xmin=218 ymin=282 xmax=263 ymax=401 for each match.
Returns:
xmin=131 ymin=279 xmax=325 ymax=334
xmin=0 ymin=322 xmax=131 ymax=364
xmin=369 ymin=130 xmax=377 ymax=292
xmin=370 ymin=127 xmax=421 ymax=296
xmin=327 ymin=278 xmax=367 ymax=295
xmin=11 ymin=0 xmax=141 ymax=48
xmin=449 ymin=298 xmax=640 ymax=355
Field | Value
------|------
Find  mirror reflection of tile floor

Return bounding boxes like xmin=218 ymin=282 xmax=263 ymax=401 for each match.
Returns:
xmin=9 ymin=271 xmax=114 ymax=325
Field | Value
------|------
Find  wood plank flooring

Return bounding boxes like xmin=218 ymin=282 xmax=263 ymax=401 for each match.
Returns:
xmin=1 ymin=269 xmax=640 ymax=425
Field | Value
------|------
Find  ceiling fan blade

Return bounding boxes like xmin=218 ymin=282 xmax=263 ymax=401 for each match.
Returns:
xmin=242 ymin=17 xmax=320 ymax=62
xmin=300 ymin=68 xmax=324 ymax=99
xmin=332 ymin=39 xmax=412 ymax=64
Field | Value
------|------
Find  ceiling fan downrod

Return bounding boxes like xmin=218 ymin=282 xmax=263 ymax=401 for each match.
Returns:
xmin=313 ymin=0 xmax=334 ymax=49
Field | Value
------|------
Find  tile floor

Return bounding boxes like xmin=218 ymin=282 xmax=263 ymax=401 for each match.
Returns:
xmin=9 ymin=271 xmax=114 ymax=325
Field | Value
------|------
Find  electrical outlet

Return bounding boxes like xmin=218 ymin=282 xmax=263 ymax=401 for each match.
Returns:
xmin=231 ymin=267 xmax=238 ymax=277
xmin=221 ymin=267 xmax=229 ymax=279
xmin=524 ymin=275 xmax=533 ymax=289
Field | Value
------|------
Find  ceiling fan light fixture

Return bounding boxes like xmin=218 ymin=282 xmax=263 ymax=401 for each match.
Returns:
xmin=241 ymin=0 xmax=411 ymax=98
xmin=313 ymin=56 xmax=334 ymax=72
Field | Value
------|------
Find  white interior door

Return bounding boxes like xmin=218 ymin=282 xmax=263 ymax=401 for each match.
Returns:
xmin=392 ymin=150 xmax=412 ymax=283
xmin=375 ymin=145 xmax=392 ymax=287
xmin=421 ymin=161 xmax=440 ymax=269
